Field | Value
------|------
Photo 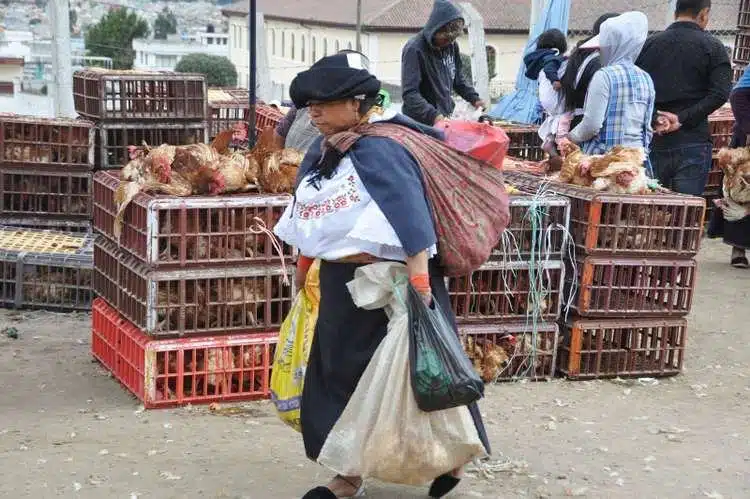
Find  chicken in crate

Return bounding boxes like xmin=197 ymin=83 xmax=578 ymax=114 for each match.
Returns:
xmin=91 ymin=299 xmax=277 ymax=408
xmin=0 ymin=225 xmax=94 ymax=311
xmin=504 ymin=170 xmax=706 ymax=258
xmin=0 ymin=115 xmax=94 ymax=170
xmin=0 ymin=169 xmax=92 ymax=218
xmin=447 ymin=260 xmax=563 ymax=322
xmin=94 ymin=238 xmax=295 ymax=337
xmin=459 ymin=322 xmax=558 ymax=382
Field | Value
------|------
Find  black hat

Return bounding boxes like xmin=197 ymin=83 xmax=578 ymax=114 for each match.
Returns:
xmin=290 ymin=52 xmax=381 ymax=108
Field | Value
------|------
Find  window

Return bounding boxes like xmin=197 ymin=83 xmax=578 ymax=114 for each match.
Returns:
xmin=207 ymin=37 xmax=213 ymax=45
xmin=0 ymin=82 xmax=13 ymax=95
xmin=323 ymin=38 xmax=328 ymax=56
xmin=301 ymin=36 xmax=306 ymax=62
xmin=271 ymin=29 xmax=276 ymax=55
xmin=312 ymin=36 xmax=317 ymax=62
xmin=291 ymin=33 xmax=296 ymax=60
xmin=335 ymin=40 xmax=340 ymax=52
xmin=282 ymin=31 xmax=286 ymax=57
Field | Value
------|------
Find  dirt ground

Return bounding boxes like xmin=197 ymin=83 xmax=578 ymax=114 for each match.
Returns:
xmin=0 ymin=238 xmax=748 ymax=499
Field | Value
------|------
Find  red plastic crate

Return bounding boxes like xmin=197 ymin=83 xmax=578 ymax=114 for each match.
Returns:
xmin=734 ymin=30 xmax=750 ymax=66
xmin=93 ymin=170 xmax=294 ymax=267
xmin=0 ymin=168 xmax=92 ymax=218
xmin=254 ymin=104 xmax=284 ymax=134
xmin=704 ymin=158 xmax=723 ymax=196
xmin=91 ymin=298 xmax=277 ymax=409
xmin=448 ymin=260 xmax=563 ymax=322
xmin=0 ymin=115 xmax=94 ymax=170
xmin=73 ymin=70 xmax=207 ymax=121
xmin=497 ymin=124 xmax=544 ymax=162
xmin=558 ymin=317 xmax=687 ymax=379
xmin=569 ymin=257 xmax=696 ymax=318
xmin=708 ymin=109 xmax=734 ymax=151
xmin=491 ymin=195 xmax=570 ymax=262
xmin=95 ymin=121 xmax=208 ymax=169
xmin=93 ymin=238 xmax=295 ymax=337
xmin=504 ymin=171 xmax=705 ymax=258
xmin=459 ymin=322 xmax=558 ymax=382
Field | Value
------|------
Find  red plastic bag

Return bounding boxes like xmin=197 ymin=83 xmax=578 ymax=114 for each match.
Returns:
xmin=435 ymin=120 xmax=510 ymax=170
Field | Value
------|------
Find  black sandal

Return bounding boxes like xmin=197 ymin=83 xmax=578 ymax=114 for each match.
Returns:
xmin=301 ymin=476 xmax=364 ymax=499
xmin=731 ymin=256 xmax=749 ymax=269
xmin=428 ymin=473 xmax=461 ymax=498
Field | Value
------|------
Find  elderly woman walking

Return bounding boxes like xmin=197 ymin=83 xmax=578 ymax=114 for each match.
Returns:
xmin=274 ymin=52 xmax=491 ymax=499
xmin=559 ymin=12 xmax=655 ymax=161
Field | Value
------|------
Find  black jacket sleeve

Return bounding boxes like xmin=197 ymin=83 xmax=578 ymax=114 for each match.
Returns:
xmin=676 ymin=41 xmax=732 ymax=129
xmin=401 ymin=44 xmax=440 ymax=125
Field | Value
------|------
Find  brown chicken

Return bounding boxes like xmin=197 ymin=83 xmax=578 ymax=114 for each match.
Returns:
xmin=557 ymin=142 xmax=649 ymax=194
xmin=557 ymin=142 xmax=595 ymax=187
xmin=716 ymin=147 xmax=750 ymax=204
xmin=209 ymin=278 xmax=267 ymax=329
xmin=462 ymin=336 xmax=511 ymax=383
xmin=258 ymin=149 xmax=304 ymax=194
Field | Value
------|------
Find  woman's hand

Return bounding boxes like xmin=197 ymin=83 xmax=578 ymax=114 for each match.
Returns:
xmin=406 ymin=251 xmax=432 ymax=305
xmin=722 ymin=198 xmax=750 ymax=222
xmin=296 ymin=256 xmax=314 ymax=291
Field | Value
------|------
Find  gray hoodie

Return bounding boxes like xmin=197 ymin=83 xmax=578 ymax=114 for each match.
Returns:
xmin=400 ymin=0 xmax=479 ymax=125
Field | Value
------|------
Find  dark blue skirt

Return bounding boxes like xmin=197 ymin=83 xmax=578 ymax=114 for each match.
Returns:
xmin=300 ymin=260 xmax=491 ymax=461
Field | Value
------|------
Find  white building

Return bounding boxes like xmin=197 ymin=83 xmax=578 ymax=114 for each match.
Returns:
xmin=132 ymin=32 xmax=230 ymax=72
xmin=222 ymin=0 xmax=738 ymax=101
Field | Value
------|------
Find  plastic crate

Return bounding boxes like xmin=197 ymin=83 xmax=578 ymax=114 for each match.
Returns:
xmin=0 ymin=115 xmax=94 ymax=170
xmin=704 ymin=158 xmax=723 ymax=196
xmin=0 ymin=226 xmax=94 ymax=310
xmin=95 ymin=121 xmax=208 ymax=169
xmin=448 ymin=260 xmax=563 ymax=323
xmin=491 ymin=194 xmax=570 ymax=262
xmin=0 ymin=215 xmax=91 ymax=234
xmin=459 ymin=322 xmax=558 ymax=381
xmin=558 ymin=317 xmax=686 ymax=379
xmin=254 ymin=104 xmax=284 ymax=133
xmin=568 ymin=256 xmax=696 ymax=318
xmin=733 ymin=64 xmax=747 ymax=85
xmin=740 ymin=0 xmax=750 ymax=29
xmin=734 ymin=30 xmax=750 ymax=66
xmin=91 ymin=298 xmax=277 ymax=409
xmin=0 ymin=168 xmax=92 ymax=218
xmin=498 ymin=125 xmax=544 ymax=162
xmin=93 ymin=238 xmax=295 ymax=337
xmin=708 ymin=110 xmax=734 ymax=151
xmin=504 ymin=171 xmax=705 ymax=258
xmin=73 ymin=69 xmax=207 ymax=121
xmin=207 ymin=87 xmax=249 ymax=139
xmin=93 ymin=170 xmax=294 ymax=267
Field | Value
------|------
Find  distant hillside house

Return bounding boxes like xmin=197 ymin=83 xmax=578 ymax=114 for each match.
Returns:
xmin=222 ymin=0 xmax=738 ymax=99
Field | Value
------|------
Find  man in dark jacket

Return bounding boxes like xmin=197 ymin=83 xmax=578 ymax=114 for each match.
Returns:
xmin=401 ymin=0 xmax=485 ymax=125
xmin=636 ymin=0 xmax=731 ymax=196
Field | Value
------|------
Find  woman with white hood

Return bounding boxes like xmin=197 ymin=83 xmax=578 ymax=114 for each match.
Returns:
xmin=559 ymin=12 xmax=655 ymax=161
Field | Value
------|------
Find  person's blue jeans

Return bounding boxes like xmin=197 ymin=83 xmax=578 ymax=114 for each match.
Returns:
xmin=649 ymin=143 xmax=713 ymax=196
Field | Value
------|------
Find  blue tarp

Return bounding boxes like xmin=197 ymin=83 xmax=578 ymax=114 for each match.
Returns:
xmin=489 ymin=0 xmax=571 ymax=124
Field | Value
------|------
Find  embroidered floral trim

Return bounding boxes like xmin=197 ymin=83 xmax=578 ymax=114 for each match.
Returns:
xmin=296 ymin=175 xmax=362 ymax=220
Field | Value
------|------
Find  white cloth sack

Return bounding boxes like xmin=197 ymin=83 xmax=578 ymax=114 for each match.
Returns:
xmin=316 ymin=262 xmax=487 ymax=486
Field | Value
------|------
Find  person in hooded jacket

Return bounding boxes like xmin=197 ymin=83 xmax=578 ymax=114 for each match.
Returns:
xmin=401 ymin=0 xmax=486 ymax=125
xmin=559 ymin=12 xmax=655 ymax=160
xmin=275 ymin=51 xmax=490 ymax=499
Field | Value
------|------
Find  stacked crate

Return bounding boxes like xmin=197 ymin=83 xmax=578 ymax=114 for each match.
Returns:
xmin=0 ymin=115 xmax=95 ymax=233
xmin=453 ymin=193 xmax=571 ymax=381
xmin=734 ymin=1 xmax=750 ymax=79
xmin=207 ymin=88 xmax=249 ymax=143
xmin=706 ymin=107 xmax=737 ymax=223
xmin=495 ymin=123 xmax=545 ymax=162
xmin=90 ymin=168 xmax=292 ymax=408
xmin=505 ymin=171 xmax=704 ymax=380
xmin=0 ymin=225 xmax=94 ymax=311
xmin=72 ymin=69 xmax=209 ymax=169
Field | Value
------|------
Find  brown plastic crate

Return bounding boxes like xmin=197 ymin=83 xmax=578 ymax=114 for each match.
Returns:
xmin=708 ymin=110 xmax=734 ymax=151
xmin=0 ymin=168 xmax=92 ymax=218
xmin=504 ymin=171 xmax=705 ymax=258
xmin=459 ymin=322 xmax=558 ymax=382
xmin=208 ymin=87 xmax=249 ymax=139
xmin=497 ymin=124 xmax=544 ymax=162
xmin=733 ymin=64 xmax=747 ymax=85
xmin=448 ymin=260 xmax=563 ymax=322
xmin=93 ymin=170 xmax=294 ymax=267
xmin=734 ymin=30 xmax=750 ymax=66
xmin=0 ymin=227 xmax=94 ymax=311
xmin=568 ymin=256 xmax=696 ymax=318
xmin=558 ymin=317 xmax=686 ymax=379
xmin=73 ymin=69 xmax=207 ymax=121
xmin=0 ymin=215 xmax=91 ymax=233
xmin=740 ymin=0 xmax=750 ymax=29
xmin=0 ymin=115 xmax=94 ymax=170
xmin=95 ymin=121 xmax=208 ymax=169
xmin=93 ymin=238 xmax=295 ymax=337
xmin=492 ymin=194 xmax=570 ymax=262
xmin=255 ymin=104 xmax=284 ymax=134
xmin=704 ymin=158 xmax=723 ymax=196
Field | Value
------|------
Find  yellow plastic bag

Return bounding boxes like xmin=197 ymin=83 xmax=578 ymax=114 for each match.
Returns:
xmin=271 ymin=260 xmax=320 ymax=432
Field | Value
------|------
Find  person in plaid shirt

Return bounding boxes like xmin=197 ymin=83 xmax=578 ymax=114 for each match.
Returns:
xmin=559 ymin=12 xmax=656 ymax=169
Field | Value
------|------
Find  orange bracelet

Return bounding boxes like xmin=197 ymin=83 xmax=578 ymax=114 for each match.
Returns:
xmin=297 ymin=255 xmax=314 ymax=275
xmin=409 ymin=274 xmax=431 ymax=293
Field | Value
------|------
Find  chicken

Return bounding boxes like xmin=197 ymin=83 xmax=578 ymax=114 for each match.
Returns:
xmin=591 ymin=163 xmax=650 ymax=195
xmin=557 ymin=143 xmax=650 ymax=194
xmin=716 ymin=147 xmax=750 ymax=204
xmin=462 ymin=336 xmax=511 ymax=383
xmin=557 ymin=141 xmax=595 ymax=187
xmin=258 ymin=148 xmax=304 ymax=194
xmin=156 ymin=281 xmax=206 ymax=332
xmin=209 ymin=278 xmax=266 ymax=329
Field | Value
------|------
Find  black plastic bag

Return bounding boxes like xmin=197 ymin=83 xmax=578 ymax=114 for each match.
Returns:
xmin=407 ymin=284 xmax=484 ymax=412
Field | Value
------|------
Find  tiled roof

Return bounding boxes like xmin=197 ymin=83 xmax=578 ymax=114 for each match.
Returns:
xmin=222 ymin=0 xmax=739 ymax=33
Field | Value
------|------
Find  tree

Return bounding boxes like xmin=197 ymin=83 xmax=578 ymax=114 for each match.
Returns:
xmin=175 ymin=53 xmax=237 ymax=87
xmin=154 ymin=8 xmax=178 ymax=40
xmin=85 ymin=8 xmax=149 ymax=69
